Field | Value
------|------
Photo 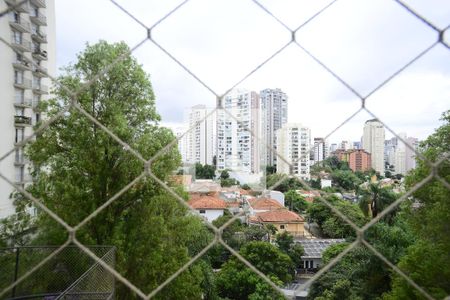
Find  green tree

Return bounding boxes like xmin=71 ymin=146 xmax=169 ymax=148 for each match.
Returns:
xmin=10 ymin=41 xmax=209 ymax=299
xmin=275 ymin=231 xmax=304 ymax=268
xmin=308 ymin=196 xmax=367 ymax=238
xmin=216 ymin=241 xmax=294 ymax=299
xmin=331 ymin=170 xmax=361 ymax=191
xmin=195 ymin=163 xmax=216 ymax=179
xmin=275 ymin=231 xmax=294 ymax=253
xmin=309 ymin=214 xmax=414 ymax=300
xmin=266 ymin=165 xmax=276 ymax=175
xmin=384 ymin=110 xmax=450 ymax=299
xmin=359 ymin=183 xmax=398 ymax=220
xmin=284 ymin=190 xmax=309 ymax=212
xmin=220 ymin=170 xmax=230 ymax=180
xmin=266 ymin=173 xmax=303 ymax=193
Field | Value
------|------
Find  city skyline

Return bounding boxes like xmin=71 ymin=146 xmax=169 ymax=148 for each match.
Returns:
xmin=53 ymin=0 xmax=450 ymax=144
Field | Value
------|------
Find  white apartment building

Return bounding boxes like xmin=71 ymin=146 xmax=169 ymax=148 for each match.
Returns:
xmin=216 ymin=90 xmax=261 ymax=174
xmin=313 ymin=137 xmax=328 ymax=164
xmin=175 ymin=126 xmax=189 ymax=163
xmin=260 ymin=88 xmax=287 ymax=168
xmin=394 ymin=134 xmax=418 ymax=175
xmin=0 ymin=0 xmax=56 ymax=219
xmin=276 ymin=123 xmax=311 ymax=180
xmin=362 ymin=119 xmax=385 ymax=174
xmin=339 ymin=140 xmax=353 ymax=150
xmin=184 ymin=105 xmax=216 ymax=165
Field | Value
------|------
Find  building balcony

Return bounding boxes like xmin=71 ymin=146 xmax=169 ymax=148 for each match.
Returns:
xmin=14 ymin=78 xmax=32 ymax=89
xmin=9 ymin=17 xmax=31 ymax=33
xmin=32 ymin=65 xmax=48 ymax=77
xmin=32 ymin=49 xmax=48 ymax=60
xmin=14 ymin=115 xmax=32 ymax=126
xmin=13 ymin=58 xmax=32 ymax=71
xmin=5 ymin=0 xmax=29 ymax=12
xmin=30 ymin=0 xmax=46 ymax=8
xmin=30 ymin=12 xmax=47 ymax=26
xmin=14 ymin=96 xmax=32 ymax=108
xmin=31 ymin=30 xmax=47 ymax=43
xmin=33 ymin=83 xmax=48 ymax=94
xmin=11 ymin=37 xmax=31 ymax=52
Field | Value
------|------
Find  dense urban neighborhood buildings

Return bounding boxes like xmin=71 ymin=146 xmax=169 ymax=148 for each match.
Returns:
xmin=0 ymin=0 xmax=55 ymax=218
xmin=176 ymin=87 xmax=417 ymax=184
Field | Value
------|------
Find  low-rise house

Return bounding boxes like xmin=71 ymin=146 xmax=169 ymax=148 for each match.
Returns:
xmin=188 ymin=179 xmax=221 ymax=193
xmin=249 ymin=209 xmax=306 ymax=237
xmin=247 ymin=198 xmax=284 ymax=215
xmin=188 ymin=194 xmax=227 ymax=222
xmin=295 ymin=239 xmax=345 ymax=273
xmin=261 ymin=190 xmax=285 ymax=206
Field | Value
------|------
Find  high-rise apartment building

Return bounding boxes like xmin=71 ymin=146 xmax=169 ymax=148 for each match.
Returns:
xmin=384 ymin=137 xmax=398 ymax=166
xmin=260 ymin=88 xmax=287 ymax=167
xmin=405 ymin=136 xmax=418 ymax=173
xmin=332 ymin=149 xmax=371 ymax=172
xmin=348 ymin=149 xmax=371 ymax=172
xmin=276 ymin=123 xmax=311 ymax=180
xmin=184 ymin=105 xmax=216 ymax=165
xmin=216 ymin=90 xmax=261 ymax=173
xmin=175 ymin=126 xmax=189 ymax=163
xmin=339 ymin=140 xmax=353 ymax=150
xmin=393 ymin=134 xmax=418 ymax=175
xmin=0 ymin=0 xmax=56 ymax=218
xmin=362 ymin=119 xmax=385 ymax=174
xmin=313 ymin=137 xmax=328 ymax=164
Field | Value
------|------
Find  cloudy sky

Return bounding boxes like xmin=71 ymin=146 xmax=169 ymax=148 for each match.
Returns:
xmin=55 ymin=0 xmax=450 ymax=144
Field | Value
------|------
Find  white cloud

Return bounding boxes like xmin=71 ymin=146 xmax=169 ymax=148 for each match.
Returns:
xmin=55 ymin=0 xmax=450 ymax=143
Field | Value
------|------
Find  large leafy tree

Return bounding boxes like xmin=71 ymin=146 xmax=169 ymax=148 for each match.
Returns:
xmin=308 ymin=195 xmax=367 ymax=238
xmin=383 ymin=110 xmax=450 ymax=299
xmin=309 ymin=219 xmax=413 ymax=300
xmin=284 ymin=190 xmax=309 ymax=213
xmin=195 ymin=163 xmax=216 ymax=179
xmin=216 ymin=241 xmax=293 ymax=299
xmin=11 ymin=41 xmax=210 ymax=299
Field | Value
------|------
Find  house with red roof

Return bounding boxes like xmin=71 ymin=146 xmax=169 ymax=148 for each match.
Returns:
xmin=247 ymin=198 xmax=284 ymax=215
xmin=248 ymin=209 xmax=306 ymax=237
xmin=188 ymin=194 xmax=227 ymax=222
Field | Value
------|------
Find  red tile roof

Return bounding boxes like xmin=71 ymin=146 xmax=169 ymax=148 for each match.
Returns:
xmin=188 ymin=195 xmax=227 ymax=210
xmin=253 ymin=209 xmax=304 ymax=223
xmin=249 ymin=198 xmax=284 ymax=210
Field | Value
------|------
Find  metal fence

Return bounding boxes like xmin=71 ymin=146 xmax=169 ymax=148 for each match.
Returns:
xmin=0 ymin=0 xmax=449 ymax=299
xmin=0 ymin=246 xmax=115 ymax=300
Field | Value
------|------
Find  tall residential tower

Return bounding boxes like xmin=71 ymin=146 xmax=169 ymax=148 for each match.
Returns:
xmin=216 ymin=90 xmax=261 ymax=173
xmin=362 ymin=119 xmax=385 ymax=174
xmin=276 ymin=123 xmax=311 ymax=180
xmin=0 ymin=0 xmax=56 ymax=218
xmin=260 ymin=88 xmax=287 ymax=168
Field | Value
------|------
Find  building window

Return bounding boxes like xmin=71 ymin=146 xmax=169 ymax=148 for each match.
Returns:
xmin=14 ymin=70 xmax=24 ymax=84
xmin=15 ymin=89 xmax=24 ymax=103
xmin=280 ymin=225 xmax=285 ymax=229
xmin=15 ymin=128 xmax=24 ymax=143
xmin=199 ymin=210 xmax=205 ymax=214
xmin=15 ymin=166 xmax=24 ymax=182
xmin=13 ymin=30 xmax=22 ymax=43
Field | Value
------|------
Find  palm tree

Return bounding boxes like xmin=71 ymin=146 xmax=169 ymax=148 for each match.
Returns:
xmin=359 ymin=183 xmax=397 ymax=220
